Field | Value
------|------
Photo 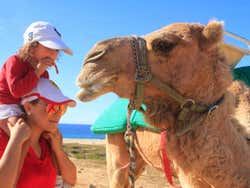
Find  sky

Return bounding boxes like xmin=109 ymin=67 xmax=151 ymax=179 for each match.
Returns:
xmin=0 ymin=0 xmax=250 ymax=124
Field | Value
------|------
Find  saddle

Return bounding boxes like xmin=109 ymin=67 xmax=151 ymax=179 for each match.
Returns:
xmin=91 ymin=98 xmax=159 ymax=134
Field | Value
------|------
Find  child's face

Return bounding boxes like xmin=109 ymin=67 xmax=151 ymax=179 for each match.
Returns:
xmin=33 ymin=43 xmax=59 ymax=64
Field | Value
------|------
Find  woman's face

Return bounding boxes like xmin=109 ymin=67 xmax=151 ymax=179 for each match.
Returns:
xmin=33 ymin=43 xmax=59 ymax=64
xmin=25 ymin=99 xmax=67 ymax=133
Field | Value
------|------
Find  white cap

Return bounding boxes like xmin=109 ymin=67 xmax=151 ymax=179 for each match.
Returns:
xmin=21 ymin=78 xmax=76 ymax=107
xmin=23 ymin=21 xmax=73 ymax=55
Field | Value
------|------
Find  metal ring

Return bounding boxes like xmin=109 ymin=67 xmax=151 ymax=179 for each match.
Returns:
xmin=181 ymin=99 xmax=195 ymax=109
xmin=208 ymin=105 xmax=218 ymax=116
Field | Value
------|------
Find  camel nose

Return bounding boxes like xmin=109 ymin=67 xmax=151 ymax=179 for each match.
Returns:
xmin=76 ymin=73 xmax=86 ymax=87
xmin=76 ymin=71 xmax=93 ymax=88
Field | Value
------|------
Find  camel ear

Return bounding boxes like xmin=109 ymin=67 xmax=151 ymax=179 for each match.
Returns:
xmin=200 ymin=21 xmax=224 ymax=49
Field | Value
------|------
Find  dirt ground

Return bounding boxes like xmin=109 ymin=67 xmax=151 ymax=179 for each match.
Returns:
xmin=72 ymin=158 xmax=172 ymax=188
xmin=63 ymin=139 xmax=179 ymax=188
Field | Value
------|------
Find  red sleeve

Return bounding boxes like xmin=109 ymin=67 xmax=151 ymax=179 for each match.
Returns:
xmin=0 ymin=129 xmax=8 ymax=159
xmin=5 ymin=57 xmax=39 ymax=98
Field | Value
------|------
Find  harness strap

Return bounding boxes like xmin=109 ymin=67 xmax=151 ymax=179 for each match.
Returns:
xmin=129 ymin=36 xmax=152 ymax=111
xmin=176 ymin=96 xmax=224 ymax=136
xmin=125 ymin=108 xmax=136 ymax=188
xmin=125 ymin=36 xmax=151 ymax=188
xmin=151 ymin=76 xmax=208 ymax=112
xmin=129 ymin=82 xmax=145 ymax=110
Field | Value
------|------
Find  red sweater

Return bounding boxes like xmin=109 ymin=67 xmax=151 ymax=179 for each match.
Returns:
xmin=0 ymin=55 xmax=49 ymax=104
xmin=0 ymin=129 xmax=57 ymax=188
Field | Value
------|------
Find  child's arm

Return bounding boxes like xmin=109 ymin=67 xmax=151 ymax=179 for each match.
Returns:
xmin=0 ymin=118 xmax=31 ymax=188
xmin=43 ymin=129 xmax=77 ymax=186
xmin=5 ymin=57 xmax=53 ymax=97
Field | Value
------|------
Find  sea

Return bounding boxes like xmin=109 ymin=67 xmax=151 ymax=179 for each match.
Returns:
xmin=58 ymin=123 xmax=105 ymax=139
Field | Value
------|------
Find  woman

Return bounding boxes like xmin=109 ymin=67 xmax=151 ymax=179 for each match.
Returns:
xmin=0 ymin=78 xmax=77 ymax=188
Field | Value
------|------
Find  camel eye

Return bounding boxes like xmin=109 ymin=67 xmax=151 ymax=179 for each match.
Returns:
xmin=151 ymin=39 xmax=176 ymax=55
xmin=84 ymin=49 xmax=106 ymax=64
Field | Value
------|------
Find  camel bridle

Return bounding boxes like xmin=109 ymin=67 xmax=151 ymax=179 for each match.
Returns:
xmin=127 ymin=35 xmax=224 ymax=136
xmin=124 ymin=35 xmax=224 ymax=188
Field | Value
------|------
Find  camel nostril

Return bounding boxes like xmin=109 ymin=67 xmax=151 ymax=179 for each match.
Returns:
xmin=84 ymin=49 xmax=106 ymax=64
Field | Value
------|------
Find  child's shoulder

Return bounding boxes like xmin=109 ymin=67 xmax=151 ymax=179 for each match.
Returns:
xmin=6 ymin=55 xmax=21 ymax=62
xmin=3 ymin=55 xmax=26 ymax=68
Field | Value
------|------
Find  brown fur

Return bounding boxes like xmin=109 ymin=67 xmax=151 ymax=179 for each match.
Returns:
xmin=77 ymin=21 xmax=250 ymax=187
xmin=229 ymin=81 xmax=250 ymax=143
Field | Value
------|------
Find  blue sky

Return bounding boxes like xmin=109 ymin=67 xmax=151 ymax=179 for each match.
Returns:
xmin=0 ymin=0 xmax=250 ymax=124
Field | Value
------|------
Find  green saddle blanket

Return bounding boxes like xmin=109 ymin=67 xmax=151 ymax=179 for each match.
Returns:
xmin=91 ymin=98 xmax=158 ymax=134
xmin=233 ymin=66 xmax=250 ymax=86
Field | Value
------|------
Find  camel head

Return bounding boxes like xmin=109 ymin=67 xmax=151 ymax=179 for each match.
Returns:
xmin=77 ymin=21 xmax=232 ymax=128
xmin=76 ymin=37 xmax=137 ymax=101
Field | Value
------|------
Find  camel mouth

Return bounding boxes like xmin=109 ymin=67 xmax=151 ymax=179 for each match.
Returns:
xmin=76 ymin=75 xmax=117 ymax=102
xmin=76 ymin=87 xmax=101 ymax=102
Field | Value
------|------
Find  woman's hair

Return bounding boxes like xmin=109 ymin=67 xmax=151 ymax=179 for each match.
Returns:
xmin=20 ymin=99 xmax=40 ymax=119
xmin=17 ymin=41 xmax=39 ymax=64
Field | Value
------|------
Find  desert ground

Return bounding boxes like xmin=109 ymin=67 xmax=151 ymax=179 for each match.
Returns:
xmin=63 ymin=139 xmax=179 ymax=188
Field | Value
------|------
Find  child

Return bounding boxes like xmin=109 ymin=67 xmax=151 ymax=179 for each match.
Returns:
xmin=0 ymin=21 xmax=73 ymax=133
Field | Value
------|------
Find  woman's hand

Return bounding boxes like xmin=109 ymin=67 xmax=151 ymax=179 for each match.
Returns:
xmin=43 ymin=129 xmax=77 ymax=185
xmin=43 ymin=128 xmax=63 ymax=153
xmin=43 ymin=129 xmax=76 ymax=185
xmin=8 ymin=118 xmax=31 ymax=144
xmin=0 ymin=118 xmax=31 ymax=188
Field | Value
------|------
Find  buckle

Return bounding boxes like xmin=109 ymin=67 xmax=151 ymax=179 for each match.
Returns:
xmin=208 ymin=105 xmax=219 ymax=116
xmin=181 ymin=99 xmax=195 ymax=109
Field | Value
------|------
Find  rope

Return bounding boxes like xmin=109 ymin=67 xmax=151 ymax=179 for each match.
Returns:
xmin=124 ymin=109 xmax=136 ymax=188
xmin=224 ymin=31 xmax=250 ymax=50
xmin=123 ymin=36 xmax=150 ymax=187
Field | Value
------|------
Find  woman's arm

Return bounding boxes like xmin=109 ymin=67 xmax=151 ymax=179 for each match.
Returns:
xmin=44 ymin=130 xmax=77 ymax=186
xmin=53 ymin=147 xmax=77 ymax=185
xmin=0 ymin=119 xmax=31 ymax=188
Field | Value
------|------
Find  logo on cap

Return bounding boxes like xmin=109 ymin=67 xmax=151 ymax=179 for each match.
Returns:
xmin=28 ymin=32 xmax=33 ymax=41
xmin=54 ymin=28 xmax=61 ymax=38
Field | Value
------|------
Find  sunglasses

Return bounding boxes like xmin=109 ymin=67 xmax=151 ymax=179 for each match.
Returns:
xmin=45 ymin=103 xmax=68 ymax=116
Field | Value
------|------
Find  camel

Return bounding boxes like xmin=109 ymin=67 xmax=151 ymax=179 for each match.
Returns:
xmin=76 ymin=21 xmax=250 ymax=188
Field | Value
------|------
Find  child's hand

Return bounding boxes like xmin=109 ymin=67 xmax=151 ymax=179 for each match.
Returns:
xmin=35 ymin=57 xmax=55 ymax=76
xmin=8 ymin=118 xmax=31 ymax=144
xmin=43 ymin=128 xmax=63 ymax=153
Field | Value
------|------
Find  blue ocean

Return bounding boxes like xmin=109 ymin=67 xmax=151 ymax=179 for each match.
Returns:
xmin=58 ymin=123 xmax=105 ymax=139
